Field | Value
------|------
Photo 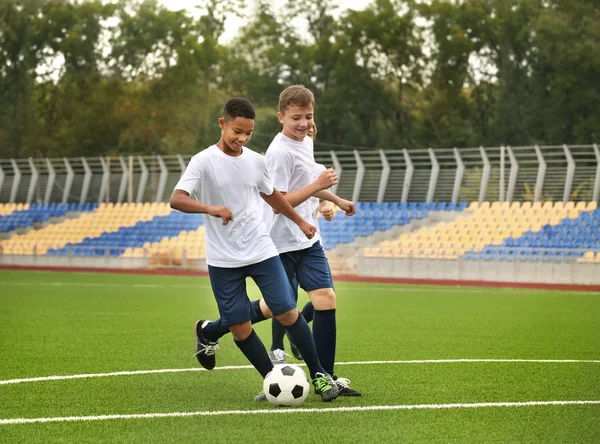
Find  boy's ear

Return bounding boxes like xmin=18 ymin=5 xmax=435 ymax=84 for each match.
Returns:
xmin=218 ymin=117 xmax=225 ymax=129
xmin=277 ymin=112 xmax=284 ymax=124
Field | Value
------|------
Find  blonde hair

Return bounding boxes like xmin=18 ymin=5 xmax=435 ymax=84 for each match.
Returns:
xmin=308 ymin=122 xmax=318 ymax=141
xmin=278 ymin=85 xmax=315 ymax=114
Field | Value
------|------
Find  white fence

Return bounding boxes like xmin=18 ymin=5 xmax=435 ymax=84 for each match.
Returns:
xmin=1 ymin=144 xmax=599 ymax=205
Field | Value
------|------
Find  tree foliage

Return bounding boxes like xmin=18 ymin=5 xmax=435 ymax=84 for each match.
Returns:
xmin=0 ymin=0 xmax=598 ymax=159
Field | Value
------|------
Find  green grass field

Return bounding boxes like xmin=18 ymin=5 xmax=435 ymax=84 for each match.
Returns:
xmin=0 ymin=269 xmax=599 ymax=443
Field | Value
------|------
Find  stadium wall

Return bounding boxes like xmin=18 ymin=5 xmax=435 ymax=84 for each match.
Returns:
xmin=1 ymin=253 xmax=599 ymax=289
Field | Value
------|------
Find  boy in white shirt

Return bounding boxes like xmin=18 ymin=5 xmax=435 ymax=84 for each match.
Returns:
xmin=269 ymin=122 xmax=334 ymax=362
xmin=170 ymin=98 xmax=339 ymax=402
xmin=264 ymin=85 xmax=361 ymax=396
xmin=192 ymin=92 xmax=360 ymax=397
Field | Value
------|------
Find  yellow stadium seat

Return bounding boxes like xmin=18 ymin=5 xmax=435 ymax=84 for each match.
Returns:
xmin=510 ymin=202 xmax=521 ymax=210
xmin=542 ymin=201 xmax=553 ymax=211
xmin=587 ymin=202 xmax=597 ymax=211
xmin=467 ymin=202 xmax=479 ymax=211
xmin=554 ymin=202 xmax=564 ymax=210
xmin=575 ymin=202 xmax=587 ymax=211
xmin=480 ymin=201 xmax=490 ymax=210
xmin=522 ymin=202 xmax=533 ymax=210
xmin=565 ymin=201 xmax=575 ymax=210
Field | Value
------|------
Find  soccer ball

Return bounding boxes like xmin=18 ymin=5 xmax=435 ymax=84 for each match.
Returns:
xmin=263 ymin=364 xmax=310 ymax=407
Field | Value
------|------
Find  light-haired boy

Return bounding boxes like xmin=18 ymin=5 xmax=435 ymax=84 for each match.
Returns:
xmin=264 ymin=85 xmax=361 ymax=396
xmin=268 ymin=122 xmax=334 ymax=363
xmin=170 ymin=98 xmax=339 ymax=402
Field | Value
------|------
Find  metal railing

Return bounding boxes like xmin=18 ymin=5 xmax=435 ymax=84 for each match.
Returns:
xmin=1 ymin=145 xmax=598 ymax=205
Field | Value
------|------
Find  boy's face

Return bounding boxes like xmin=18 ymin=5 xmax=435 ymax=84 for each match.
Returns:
xmin=278 ymin=104 xmax=313 ymax=142
xmin=218 ymin=116 xmax=254 ymax=156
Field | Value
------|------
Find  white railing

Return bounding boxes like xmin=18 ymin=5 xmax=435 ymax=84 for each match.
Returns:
xmin=1 ymin=145 xmax=598 ymax=206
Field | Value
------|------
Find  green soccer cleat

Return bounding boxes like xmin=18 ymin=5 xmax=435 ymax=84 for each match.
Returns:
xmin=312 ymin=372 xmax=339 ymax=402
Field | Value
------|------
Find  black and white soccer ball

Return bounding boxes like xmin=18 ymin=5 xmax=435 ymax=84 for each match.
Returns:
xmin=263 ymin=364 xmax=310 ymax=407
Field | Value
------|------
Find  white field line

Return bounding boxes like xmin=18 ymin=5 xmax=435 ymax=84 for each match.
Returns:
xmin=2 ymin=400 xmax=599 ymax=425
xmin=1 ymin=359 xmax=599 ymax=386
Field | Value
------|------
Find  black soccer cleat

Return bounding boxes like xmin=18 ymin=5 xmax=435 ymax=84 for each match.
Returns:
xmin=192 ymin=320 xmax=219 ymax=370
xmin=334 ymin=377 xmax=362 ymax=396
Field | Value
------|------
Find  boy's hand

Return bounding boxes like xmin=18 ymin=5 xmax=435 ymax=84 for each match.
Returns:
xmin=337 ymin=199 xmax=356 ymax=216
xmin=319 ymin=201 xmax=335 ymax=221
xmin=209 ymin=206 xmax=233 ymax=225
xmin=314 ymin=168 xmax=338 ymax=191
xmin=298 ymin=221 xmax=317 ymax=239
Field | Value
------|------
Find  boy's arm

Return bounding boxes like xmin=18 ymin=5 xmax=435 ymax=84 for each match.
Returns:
xmin=170 ymin=190 xmax=233 ymax=225
xmin=261 ymin=189 xmax=316 ymax=239
xmin=275 ymin=168 xmax=337 ymax=210
xmin=314 ymin=189 xmax=356 ymax=216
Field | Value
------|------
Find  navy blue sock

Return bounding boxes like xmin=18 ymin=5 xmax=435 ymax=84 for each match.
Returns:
xmin=202 ymin=319 xmax=229 ymax=342
xmin=313 ymin=309 xmax=336 ymax=376
xmin=284 ymin=314 xmax=326 ymax=379
xmin=234 ymin=329 xmax=273 ymax=378
xmin=270 ymin=318 xmax=286 ymax=351
xmin=250 ymin=299 xmax=267 ymax=324
xmin=301 ymin=302 xmax=315 ymax=323
xmin=203 ymin=300 xmax=266 ymax=342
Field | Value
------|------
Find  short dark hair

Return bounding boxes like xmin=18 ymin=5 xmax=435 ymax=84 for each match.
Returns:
xmin=223 ymin=98 xmax=256 ymax=121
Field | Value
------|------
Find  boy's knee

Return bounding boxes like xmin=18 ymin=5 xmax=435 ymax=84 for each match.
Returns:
xmin=275 ymin=308 xmax=299 ymax=327
xmin=259 ymin=299 xmax=274 ymax=319
xmin=308 ymin=288 xmax=336 ymax=310
xmin=229 ymin=321 xmax=252 ymax=341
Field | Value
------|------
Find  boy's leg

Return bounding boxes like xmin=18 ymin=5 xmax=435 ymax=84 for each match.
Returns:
xmin=269 ymin=276 xmax=298 ymax=364
xmin=195 ymin=265 xmax=267 ymax=371
xmin=286 ymin=300 xmax=314 ymax=360
xmin=290 ymin=241 xmax=361 ymax=397
xmin=301 ymin=301 xmax=315 ymax=323
xmin=250 ymin=256 xmax=339 ymax=402
xmin=279 ymin=242 xmax=336 ymax=375
xmin=269 ymin=319 xmax=288 ymax=364
xmin=230 ymin=321 xmax=273 ymax=378
xmin=203 ymin=299 xmax=267 ymax=342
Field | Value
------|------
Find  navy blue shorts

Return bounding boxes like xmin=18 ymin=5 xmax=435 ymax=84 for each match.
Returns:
xmin=208 ymin=256 xmax=297 ymax=326
xmin=279 ymin=241 xmax=334 ymax=293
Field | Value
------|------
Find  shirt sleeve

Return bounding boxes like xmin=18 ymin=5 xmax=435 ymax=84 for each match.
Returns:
xmin=256 ymin=156 xmax=275 ymax=195
xmin=266 ymin=149 xmax=293 ymax=193
xmin=174 ymin=156 xmax=202 ymax=196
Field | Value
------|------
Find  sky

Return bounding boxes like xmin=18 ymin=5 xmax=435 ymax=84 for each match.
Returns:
xmin=159 ymin=0 xmax=374 ymax=43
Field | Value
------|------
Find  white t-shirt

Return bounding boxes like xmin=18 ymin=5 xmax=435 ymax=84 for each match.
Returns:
xmin=174 ymin=145 xmax=279 ymax=268
xmin=310 ymin=164 xmax=326 ymax=218
xmin=266 ymin=133 xmax=322 ymax=253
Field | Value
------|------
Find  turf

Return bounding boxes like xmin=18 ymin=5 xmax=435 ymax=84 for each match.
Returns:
xmin=0 ymin=270 xmax=599 ymax=443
